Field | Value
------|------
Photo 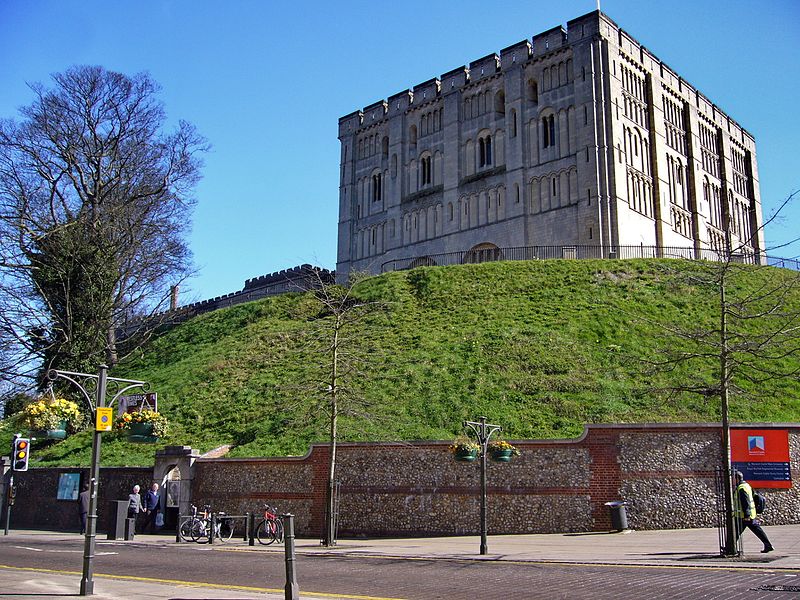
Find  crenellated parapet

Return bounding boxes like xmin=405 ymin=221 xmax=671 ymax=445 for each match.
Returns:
xmin=338 ymin=10 xmax=750 ymax=141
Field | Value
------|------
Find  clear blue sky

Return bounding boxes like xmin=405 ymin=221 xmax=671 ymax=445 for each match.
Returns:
xmin=1 ymin=0 xmax=798 ymax=303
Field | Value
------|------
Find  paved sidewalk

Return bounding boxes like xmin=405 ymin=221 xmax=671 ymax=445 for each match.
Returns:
xmin=1 ymin=525 xmax=799 ymax=599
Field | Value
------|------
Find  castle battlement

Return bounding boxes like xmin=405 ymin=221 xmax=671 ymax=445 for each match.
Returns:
xmin=338 ymin=10 xmax=750 ymax=144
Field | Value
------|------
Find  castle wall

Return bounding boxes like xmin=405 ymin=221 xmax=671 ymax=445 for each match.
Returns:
xmin=337 ymin=10 xmax=763 ymax=280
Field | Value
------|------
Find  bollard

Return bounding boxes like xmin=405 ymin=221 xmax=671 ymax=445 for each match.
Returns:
xmin=248 ymin=512 xmax=255 ymax=546
xmin=243 ymin=512 xmax=250 ymax=542
xmin=176 ymin=516 xmax=182 ymax=543
xmin=282 ymin=514 xmax=299 ymax=600
xmin=209 ymin=513 xmax=215 ymax=544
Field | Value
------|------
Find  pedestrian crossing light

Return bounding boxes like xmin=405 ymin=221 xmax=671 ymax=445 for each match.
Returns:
xmin=12 ymin=437 xmax=30 ymax=472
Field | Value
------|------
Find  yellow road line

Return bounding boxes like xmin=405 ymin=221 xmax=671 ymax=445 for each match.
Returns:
xmin=0 ymin=564 xmax=405 ymax=600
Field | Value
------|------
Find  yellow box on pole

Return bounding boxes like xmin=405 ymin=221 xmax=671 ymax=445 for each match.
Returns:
xmin=96 ymin=407 xmax=113 ymax=432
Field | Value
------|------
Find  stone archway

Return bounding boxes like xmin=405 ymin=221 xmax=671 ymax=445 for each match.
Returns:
xmin=463 ymin=243 xmax=503 ymax=265
xmin=153 ymin=446 xmax=200 ymax=528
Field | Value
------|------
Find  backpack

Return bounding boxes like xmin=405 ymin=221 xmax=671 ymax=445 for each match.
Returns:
xmin=753 ymin=491 xmax=766 ymax=515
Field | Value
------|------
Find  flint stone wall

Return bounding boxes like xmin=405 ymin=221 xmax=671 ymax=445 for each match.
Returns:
xmin=11 ymin=424 xmax=800 ymax=537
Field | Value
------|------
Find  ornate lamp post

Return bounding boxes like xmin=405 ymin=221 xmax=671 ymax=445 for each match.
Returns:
xmin=47 ymin=366 xmax=148 ymax=596
xmin=463 ymin=416 xmax=502 ymax=555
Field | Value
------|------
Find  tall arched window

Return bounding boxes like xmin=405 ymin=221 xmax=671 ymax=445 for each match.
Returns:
xmin=478 ymin=133 xmax=492 ymax=168
xmin=420 ymin=154 xmax=432 ymax=186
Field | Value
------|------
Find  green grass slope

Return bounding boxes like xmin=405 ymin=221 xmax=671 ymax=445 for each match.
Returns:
xmin=12 ymin=259 xmax=800 ymax=466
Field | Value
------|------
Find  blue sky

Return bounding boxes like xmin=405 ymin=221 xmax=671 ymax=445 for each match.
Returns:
xmin=1 ymin=0 xmax=798 ymax=302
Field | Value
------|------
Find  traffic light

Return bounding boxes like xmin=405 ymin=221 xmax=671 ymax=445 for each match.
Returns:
xmin=12 ymin=437 xmax=30 ymax=472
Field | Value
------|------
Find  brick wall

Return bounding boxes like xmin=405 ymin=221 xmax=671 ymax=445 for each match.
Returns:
xmin=190 ymin=424 xmax=800 ymax=538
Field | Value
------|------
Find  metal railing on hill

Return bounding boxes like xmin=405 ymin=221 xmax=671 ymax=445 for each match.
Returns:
xmin=380 ymin=244 xmax=800 ymax=273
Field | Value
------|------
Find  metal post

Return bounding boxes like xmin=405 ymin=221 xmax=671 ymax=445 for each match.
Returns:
xmin=479 ymin=437 xmax=488 ymax=555
xmin=4 ymin=472 xmax=13 ymax=536
xmin=45 ymin=366 xmax=148 ymax=598
xmin=209 ymin=513 xmax=215 ymax=544
xmin=243 ymin=512 xmax=250 ymax=542
xmin=248 ymin=512 xmax=255 ymax=546
xmin=80 ymin=364 xmax=107 ymax=596
xmin=464 ymin=416 xmax=502 ymax=556
xmin=282 ymin=514 xmax=299 ymax=600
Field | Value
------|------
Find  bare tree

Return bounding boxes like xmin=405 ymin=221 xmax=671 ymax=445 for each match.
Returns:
xmin=288 ymin=270 xmax=390 ymax=546
xmin=642 ymin=189 xmax=800 ymax=555
xmin=0 ymin=65 xmax=207 ymax=397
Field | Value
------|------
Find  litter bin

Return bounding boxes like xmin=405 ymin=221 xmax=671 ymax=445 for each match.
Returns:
xmin=107 ymin=500 xmax=129 ymax=540
xmin=604 ymin=501 xmax=628 ymax=532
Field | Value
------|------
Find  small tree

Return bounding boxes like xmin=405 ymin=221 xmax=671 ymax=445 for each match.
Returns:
xmin=0 ymin=65 xmax=207 ymax=398
xmin=294 ymin=271 xmax=389 ymax=546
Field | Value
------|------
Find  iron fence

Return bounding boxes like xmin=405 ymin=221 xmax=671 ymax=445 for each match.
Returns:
xmin=380 ymin=244 xmax=800 ymax=273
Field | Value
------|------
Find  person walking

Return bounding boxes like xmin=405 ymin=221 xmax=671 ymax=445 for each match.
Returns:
xmin=142 ymin=482 xmax=161 ymax=533
xmin=734 ymin=471 xmax=774 ymax=553
xmin=78 ymin=483 xmax=90 ymax=534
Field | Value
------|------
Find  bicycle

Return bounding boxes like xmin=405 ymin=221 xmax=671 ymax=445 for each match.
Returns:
xmin=182 ymin=505 xmax=235 ymax=543
xmin=179 ymin=504 xmax=205 ymax=542
xmin=256 ymin=503 xmax=284 ymax=545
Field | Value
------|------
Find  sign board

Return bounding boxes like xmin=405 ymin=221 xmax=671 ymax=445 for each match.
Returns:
xmin=731 ymin=429 xmax=792 ymax=489
xmin=117 ymin=392 xmax=157 ymax=417
xmin=95 ymin=407 xmax=113 ymax=432
xmin=56 ymin=473 xmax=81 ymax=500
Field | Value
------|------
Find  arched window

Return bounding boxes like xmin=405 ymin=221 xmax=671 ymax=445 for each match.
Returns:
xmin=478 ymin=132 xmax=492 ymax=168
xmin=494 ymin=90 xmax=505 ymax=115
xmin=510 ymin=109 xmax=518 ymax=138
xmin=542 ymin=114 xmax=556 ymax=149
xmin=527 ymin=79 xmax=539 ymax=103
xmin=382 ymin=136 xmax=389 ymax=158
xmin=420 ymin=154 xmax=432 ymax=186
xmin=371 ymin=171 xmax=382 ymax=202
xmin=409 ymin=125 xmax=417 ymax=147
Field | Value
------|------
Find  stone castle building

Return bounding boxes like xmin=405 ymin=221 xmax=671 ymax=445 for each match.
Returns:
xmin=336 ymin=10 xmax=763 ymax=278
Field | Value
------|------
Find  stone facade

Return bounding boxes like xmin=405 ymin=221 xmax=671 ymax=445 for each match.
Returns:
xmin=9 ymin=424 xmax=800 ymax=537
xmin=336 ymin=10 xmax=763 ymax=280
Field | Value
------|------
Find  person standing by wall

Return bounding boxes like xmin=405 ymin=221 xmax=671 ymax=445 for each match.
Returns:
xmin=78 ymin=483 xmax=90 ymax=534
xmin=142 ymin=482 xmax=161 ymax=534
xmin=127 ymin=484 xmax=143 ymax=532
xmin=734 ymin=471 xmax=774 ymax=553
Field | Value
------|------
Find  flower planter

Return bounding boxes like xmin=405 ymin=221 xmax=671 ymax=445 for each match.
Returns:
xmin=30 ymin=420 xmax=68 ymax=440
xmin=126 ymin=422 xmax=159 ymax=444
xmin=454 ymin=448 xmax=478 ymax=462
xmin=490 ymin=449 xmax=514 ymax=463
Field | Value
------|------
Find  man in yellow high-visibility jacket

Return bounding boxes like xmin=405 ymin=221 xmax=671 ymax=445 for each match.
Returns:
xmin=735 ymin=471 xmax=774 ymax=553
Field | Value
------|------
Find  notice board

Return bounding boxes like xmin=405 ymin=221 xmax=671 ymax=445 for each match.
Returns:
xmin=731 ymin=429 xmax=792 ymax=489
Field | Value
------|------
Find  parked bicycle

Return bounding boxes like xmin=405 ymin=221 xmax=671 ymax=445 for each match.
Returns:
xmin=180 ymin=504 xmax=235 ymax=543
xmin=256 ymin=503 xmax=284 ymax=545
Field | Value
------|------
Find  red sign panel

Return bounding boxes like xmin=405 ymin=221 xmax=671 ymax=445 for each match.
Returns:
xmin=731 ymin=429 xmax=792 ymax=489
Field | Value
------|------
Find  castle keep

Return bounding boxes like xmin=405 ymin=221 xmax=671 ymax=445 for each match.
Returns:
xmin=336 ymin=10 xmax=763 ymax=278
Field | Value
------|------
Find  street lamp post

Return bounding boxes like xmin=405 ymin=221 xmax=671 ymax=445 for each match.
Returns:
xmin=464 ymin=416 xmax=502 ymax=555
xmin=47 ymin=366 xmax=148 ymax=596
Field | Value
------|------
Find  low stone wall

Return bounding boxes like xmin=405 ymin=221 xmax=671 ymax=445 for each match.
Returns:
xmin=10 ymin=424 xmax=800 ymax=537
xmin=189 ymin=424 xmax=800 ymax=538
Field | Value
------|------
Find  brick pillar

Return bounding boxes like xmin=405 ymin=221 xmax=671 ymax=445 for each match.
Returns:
xmin=587 ymin=429 xmax=623 ymax=531
xmin=309 ymin=445 xmax=331 ymax=539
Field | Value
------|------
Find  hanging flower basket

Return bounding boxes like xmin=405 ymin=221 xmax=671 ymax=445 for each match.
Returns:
xmin=115 ymin=409 xmax=168 ymax=444
xmin=31 ymin=419 xmax=69 ymax=440
xmin=449 ymin=439 xmax=480 ymax=462
xmin=18 ymin=397 xmax=81 ymax=441
xmin=488 ymin=440 xmax=520 ymax=463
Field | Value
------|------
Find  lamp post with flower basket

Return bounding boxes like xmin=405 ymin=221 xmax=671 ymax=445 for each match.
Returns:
xmin=46 ymin=366 xmax=150 ymax=597
xmin=458 ymin=417 xmax=519 ymax=555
